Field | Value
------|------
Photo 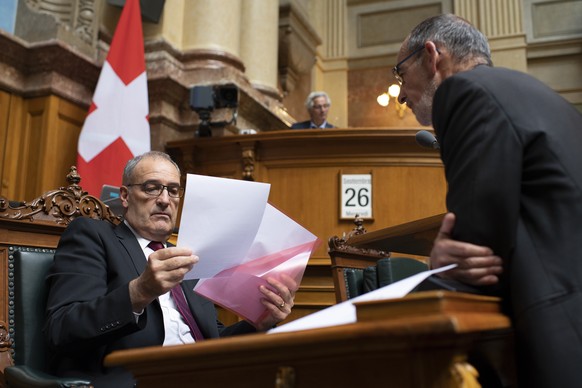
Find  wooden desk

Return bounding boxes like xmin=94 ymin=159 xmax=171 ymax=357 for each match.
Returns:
xmin=105 ymin=291 xmax=514 ymax=388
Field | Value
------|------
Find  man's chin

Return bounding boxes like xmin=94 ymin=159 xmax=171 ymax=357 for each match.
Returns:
xmin=151 ymin=220 xmax=175 ymax=235
xmin=412 ymin=109 xmax=432 ymax=126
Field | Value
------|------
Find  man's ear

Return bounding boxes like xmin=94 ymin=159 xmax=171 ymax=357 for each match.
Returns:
xmin=424 ymin=41 xmax=441 ymax=75
xmin=119 ymin=186 xmax=129 ymax=209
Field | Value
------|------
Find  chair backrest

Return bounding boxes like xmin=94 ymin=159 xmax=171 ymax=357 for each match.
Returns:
xmin=378 ymin=257 xmax=429 ymax=288
xmin=328 ymin=217 xmax=429 ymax=302
xmin=341 ymin=257 xmax=428 ymax=300
xmin=0 ymin=166 xmax=122 ymax=377
xmin=328 ymin=245 xmax=387 ymax=302
xmin=10 ymin=247 xmax=55 ymax=371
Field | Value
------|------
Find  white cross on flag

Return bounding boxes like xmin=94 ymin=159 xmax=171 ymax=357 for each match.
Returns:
xmin=77 ymin=0 xmax=150 ymax=196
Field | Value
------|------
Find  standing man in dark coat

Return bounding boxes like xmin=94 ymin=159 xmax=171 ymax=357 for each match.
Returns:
xmin=395 ymin=14 xmax=582 ymax=387
xmin=291 ymin=91 xmax=335 ymax=129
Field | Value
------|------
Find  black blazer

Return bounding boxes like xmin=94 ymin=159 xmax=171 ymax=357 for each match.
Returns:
xmin=290 ymin=120 xmax=334 ymax=129
xmin=433 ymin=65 xmax=582 ymax=388
xmin=44 ymin=218 xmax=256 ymax=387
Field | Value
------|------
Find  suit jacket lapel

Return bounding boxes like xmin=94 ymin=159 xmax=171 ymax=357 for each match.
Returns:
xmin=114 ymin=222 xmax=147 ymax=276
xmin=112 ymin=228 xmax=216 ymax=338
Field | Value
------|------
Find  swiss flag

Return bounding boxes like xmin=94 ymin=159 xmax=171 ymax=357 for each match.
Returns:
xmin=77 ymin=0 xmax=150 ymax=196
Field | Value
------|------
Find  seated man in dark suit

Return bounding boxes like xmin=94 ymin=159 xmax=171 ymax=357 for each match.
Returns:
xmin=44 ymin=151 xmax=296 ymax=388
xmin=291 ymin=91 xmax=335 ymax=129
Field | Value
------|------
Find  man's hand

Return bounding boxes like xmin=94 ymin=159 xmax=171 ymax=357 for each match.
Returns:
xmin=254 ymin=274 xmax=298 ymax=331
xmin=431 ymin=213 xmax=503 ymax=286
xmin=129 ymin=247 xmax=199 ymax=312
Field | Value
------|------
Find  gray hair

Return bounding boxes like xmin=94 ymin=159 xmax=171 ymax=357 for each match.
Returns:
xmin=122 ymin=151 xmax=181 ymax=185
xmin=305 ymin=91 xmax=331 ymax=110
xmin=406 ymin=14 xmax=492 ymax=67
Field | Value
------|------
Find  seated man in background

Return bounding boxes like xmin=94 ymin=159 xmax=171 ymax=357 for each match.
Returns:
xmin=291 ymin=91 xmax=335 ymax=129
xmin=44 ymin=151 xmax=296 ymax=388
xmin=395 ymin=13 xmax=582 ymax=388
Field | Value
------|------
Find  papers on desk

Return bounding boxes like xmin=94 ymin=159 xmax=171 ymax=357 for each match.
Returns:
xmin=177 ymin=174 xmax=319 ymax=326
xmin=269 ymin=264 xmax=456 ymax=334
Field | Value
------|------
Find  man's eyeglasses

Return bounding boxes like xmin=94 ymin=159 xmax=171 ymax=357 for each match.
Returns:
xmin=392 ymin=46 xmax=425 ymax=85
xmin=126 ymin=182 xmax=185 ymax=198
xmin=312 ymin=104 xmax=330 ymax=110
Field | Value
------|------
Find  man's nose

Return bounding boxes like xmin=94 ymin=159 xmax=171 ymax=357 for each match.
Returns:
xmin=156 ymin=189 xmax=171 ymax=204
xmin=398 ymin=91 xmax=406 ymax=105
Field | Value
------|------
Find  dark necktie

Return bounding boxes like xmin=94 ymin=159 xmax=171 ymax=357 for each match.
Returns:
xmin=147 ymin=241 xmax=204 ymax=341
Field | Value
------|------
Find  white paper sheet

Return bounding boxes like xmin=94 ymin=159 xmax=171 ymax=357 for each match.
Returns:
xmin=268 ymin=264 xmax=457 ymax=334
xmin=178 ymin=174 xmax=271 ymax=279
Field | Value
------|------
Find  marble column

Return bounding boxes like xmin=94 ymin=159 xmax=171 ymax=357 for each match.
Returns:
xmin=240 ymin=0 xmax=280 ymax=100
xmin=455 ymin=0 xmax=527 ymax=71
xmin=312 ymin=0 xmax=348 ymax=128
xmin=183 ymin=0 xmax=242 ymax=55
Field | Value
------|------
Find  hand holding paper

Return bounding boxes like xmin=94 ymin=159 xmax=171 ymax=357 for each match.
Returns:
xmin=177 ymin=174 xmax=318 ymax=326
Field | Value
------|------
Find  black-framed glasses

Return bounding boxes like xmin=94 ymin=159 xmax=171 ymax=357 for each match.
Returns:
xmin=126 ymin=182 xmax=185 ymax=198
xmin=392 ymin=46 xmax=425 ymax=85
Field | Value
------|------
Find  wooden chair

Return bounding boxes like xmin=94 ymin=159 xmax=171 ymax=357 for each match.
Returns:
xmin=328 ymin=216 xmax=428 ymax=303
xmin=0 ymin=167 xmax=121 ymax=387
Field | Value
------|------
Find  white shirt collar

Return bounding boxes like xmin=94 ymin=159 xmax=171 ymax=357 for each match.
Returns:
xmin=124 ymin=220 xmax=165 ymax=251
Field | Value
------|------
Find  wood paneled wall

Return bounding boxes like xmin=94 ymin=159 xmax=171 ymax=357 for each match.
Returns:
xmin=167 ymin=128 xmax=447 ymax=322
xmin=0 ymin=90 xmax=86 ymax=201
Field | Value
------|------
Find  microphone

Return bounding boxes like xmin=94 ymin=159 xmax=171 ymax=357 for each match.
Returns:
xmin=415 ymin=130 xmax=440 ymax=150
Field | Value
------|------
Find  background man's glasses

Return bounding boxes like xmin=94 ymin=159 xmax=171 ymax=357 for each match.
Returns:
xmin=312 ymin=104 xmax=330 ymax=110
xmin=126 ymin=182 xmax=185 ymax=198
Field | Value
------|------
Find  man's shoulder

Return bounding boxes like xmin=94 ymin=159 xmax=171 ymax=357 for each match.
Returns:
xmin=66 ymin=216 xmax=118 ymax=232
xmin=439 ymin=66 xmax=515 ymax=98
xmin=454 ymin=65 xmax=532 ymax=85
xmin=291 ymin=121 xmax=310 ymax=129
xmin=446 ymin=66 xmax=551 ymax=100
xmin=58 ymin=218 xmax=123 ymax=252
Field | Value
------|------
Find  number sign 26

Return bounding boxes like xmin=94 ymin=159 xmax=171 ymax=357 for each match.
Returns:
xmin=340 ymin=173 xmax=372 ymax=219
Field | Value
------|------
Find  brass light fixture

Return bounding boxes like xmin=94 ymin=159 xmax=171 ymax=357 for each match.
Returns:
xmin=377 ymin=84 xmax=407 ymax=118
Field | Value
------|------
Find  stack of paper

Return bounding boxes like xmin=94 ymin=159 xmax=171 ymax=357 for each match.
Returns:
xmin=178 ymin=174 xmax=319 ymax=325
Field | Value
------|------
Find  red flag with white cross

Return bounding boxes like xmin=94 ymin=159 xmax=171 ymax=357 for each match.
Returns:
xmin=77 ymin=0 xmax=150 ymax=196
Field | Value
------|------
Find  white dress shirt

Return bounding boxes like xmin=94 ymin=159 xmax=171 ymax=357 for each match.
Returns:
xmin=125 ymin=221 xmax=195 ymax=345
xmin=310 ymin=121 xmax=329 ymax=128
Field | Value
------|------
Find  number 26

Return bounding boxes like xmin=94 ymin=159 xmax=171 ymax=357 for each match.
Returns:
xmin=345 ymin=188 xmax=369 ymax=207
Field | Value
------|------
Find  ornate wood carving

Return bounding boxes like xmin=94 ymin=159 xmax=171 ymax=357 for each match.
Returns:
xmin=346 ymin=214 xmax=367 ymax=238
xmin=328 ymin=215 xmax=387 ymax=259
xmin=241 ymin=147 xmax=256 ymax=181
xmin=0 ymin=166 xmax=122 ymax=226
xmin=24 ymin=0 xmax=99 ymax=47
xmin=328 ymin=235 xmax=388 ymax=259
xmin=0 ymin=320 xmax=11 ymax=370
xmin=0 ymin=318 xmax=11 ymax=385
